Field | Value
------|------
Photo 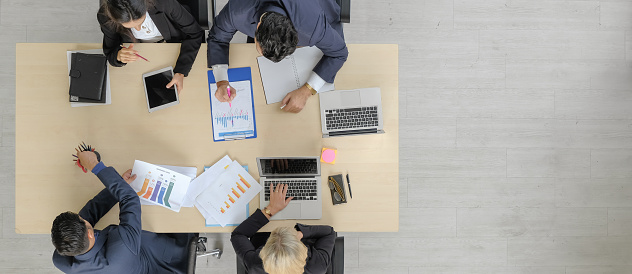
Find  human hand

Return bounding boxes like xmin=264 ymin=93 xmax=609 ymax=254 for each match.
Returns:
xmin=267 ymin=183 xmax=294 ymax=216
xmin=121 ymin=169 xmax=137 ymax=185
xmin=166 ymin=73 xmax=184 ymax=94
xmin=116 ymin=44 xmax=139 ymax=63
xmin=75 ymin=149 xmax=99 ymax=172
xmin=280 ymin=85 xmax=311 ymax=113
xmin=215 ymin=81 xmax=236 ymax=103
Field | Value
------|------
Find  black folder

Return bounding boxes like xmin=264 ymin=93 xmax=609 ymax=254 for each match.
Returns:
xmin=70 ymin=68 xmax=107 ymax=103
xmin=69 ymin=53 xmax=107 ymax=101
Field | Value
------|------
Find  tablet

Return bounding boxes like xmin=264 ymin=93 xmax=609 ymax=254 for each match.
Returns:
xmin=142 ymin=66 xmax=179 ymax=113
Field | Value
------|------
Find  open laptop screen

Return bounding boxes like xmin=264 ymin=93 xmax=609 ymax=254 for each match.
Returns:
xmin=258 ymin=157 xmax=319 ymax=177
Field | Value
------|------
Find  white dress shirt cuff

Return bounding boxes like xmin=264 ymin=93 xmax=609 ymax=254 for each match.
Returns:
xmin=212 ymin=64 xmax=229 ymax=82
xmin=306 ymin=72 xmax=328 ymax=93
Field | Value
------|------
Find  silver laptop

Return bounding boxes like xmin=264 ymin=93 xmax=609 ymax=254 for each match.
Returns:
xmin=319 ymin=87 xmax=385 ymax=138
xmin=257 ymin=157 xmax=322 ymax=220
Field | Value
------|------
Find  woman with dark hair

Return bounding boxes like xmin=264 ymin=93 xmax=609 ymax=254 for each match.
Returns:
xmin=98 ymin=0 xmax=204 ymax=93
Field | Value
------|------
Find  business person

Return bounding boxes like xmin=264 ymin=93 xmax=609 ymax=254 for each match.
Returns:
xmin=231 ymin=183 xmax=337 ymax=273
xmin=208 ymin=0 xmax=348 ymax=113
xmin=51 ymin=150 xmax=194 ymax=273
xmin=98 ymin=0 xmax=204 ymax=93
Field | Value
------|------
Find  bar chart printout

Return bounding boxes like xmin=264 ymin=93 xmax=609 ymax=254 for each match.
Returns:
xmin=195 ymin=160 xmax=262 ymax=227
xmin=209 ymin=80 xmax=256 ymax=141
xmin=130 ymin=160 xmax=192 ymax=212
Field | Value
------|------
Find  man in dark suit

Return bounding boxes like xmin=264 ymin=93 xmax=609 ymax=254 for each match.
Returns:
xmin=51 ymin=150 xmax=194 ymax=274
xmin=208 ymin=0 xmax=348 ymax=113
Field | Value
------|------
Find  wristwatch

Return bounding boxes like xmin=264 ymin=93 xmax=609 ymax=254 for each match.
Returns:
xmin=305 ymin=83 xmax=317 ymax=95
xmin=263 ymin=207 xmax=272 ymax=216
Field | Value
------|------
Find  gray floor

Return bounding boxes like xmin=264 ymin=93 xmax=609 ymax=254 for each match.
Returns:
xmin=2 ymin=0 xmax=632 ymax=273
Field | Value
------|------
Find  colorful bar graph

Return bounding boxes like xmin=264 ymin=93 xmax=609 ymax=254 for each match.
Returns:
xmin=236 ymin=182 xmax=246 ymax=193
xmin=238 ymin=175 xmax=251 ymax=188
xmin=136 ymin=177 xmax=150 ymax=196
xmin=150 ymin=180 xmax=162 ymax=202
xmin=228 ymin=194 xmax=235 ymax=203
xmin=163 ymin=182 xmax=174 ymax=208
xmin=157 ymin=187 xmax=166 ymax=205
xmin=142 ymin=187 xmax=153 ymax=199
xmin=231 ymin=188 xmax=241 ymax=198
xmin=225 ymin=201 xmax=230 ymax=209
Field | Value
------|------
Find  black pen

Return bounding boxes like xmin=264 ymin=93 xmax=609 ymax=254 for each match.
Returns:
xmin=346 ymin=174 xmax=352 ymax=198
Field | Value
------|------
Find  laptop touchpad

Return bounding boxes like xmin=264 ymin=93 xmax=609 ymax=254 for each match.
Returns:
xmin=274 ymin=203 xmax=302 ymax=219
xmin=340 ymin=90 xmax=361 ymax=107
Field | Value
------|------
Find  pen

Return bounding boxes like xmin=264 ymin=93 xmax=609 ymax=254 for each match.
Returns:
xmin=280 ymin=104 xmax=287 ymax=109
xmin=346 ymin=174 xmax=352 ymax=198
xmin=134 ymin=53 xmax=149 ymax=62
xmin=227 ymin=86 xmax=232 ymax=107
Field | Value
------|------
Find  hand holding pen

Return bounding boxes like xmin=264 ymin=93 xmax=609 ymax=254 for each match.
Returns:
xmin=117 ymin=44 xmax=140 ymax=63
xmin=214 ymin=81 xmax=236 ymax=103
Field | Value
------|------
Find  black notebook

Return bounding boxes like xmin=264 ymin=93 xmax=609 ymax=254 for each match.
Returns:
xmin=69 ymin=53 xmax=107 ymax=101
xmin=70 ymin=68 xmax=107 ymax=103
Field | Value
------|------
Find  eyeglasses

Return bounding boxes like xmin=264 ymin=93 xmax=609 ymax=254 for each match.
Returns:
xmin=328 ymin=177 xmax=345 ymax=202
xmin=328 ymin=180 xmax=342 ymax=202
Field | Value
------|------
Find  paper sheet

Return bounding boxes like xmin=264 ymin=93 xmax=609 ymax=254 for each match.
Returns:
xmin=194 ymin=160 xmax=262 ymax=227
xmin=184 ymin=155 xmax=232 ymax=208
xmin=129 ymin=160 xmax=192 ymax=212
xmin=209 ymin=80 xmax=255 ymax=140
xmin=140 ymin=165 xmax=197 ymax=207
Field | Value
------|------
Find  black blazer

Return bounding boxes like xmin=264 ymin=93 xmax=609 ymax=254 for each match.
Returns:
xmin=97 ymin=0 xmax=204 ymax=76
xmin=231 ymin=209 xmax=337 ymax=274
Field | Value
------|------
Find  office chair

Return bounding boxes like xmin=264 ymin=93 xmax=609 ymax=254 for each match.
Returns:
xmin=209 ymin=0 xmax=350 ymax=24
xmin=177 ymin=0 xmax=210 ymax=30
xmin=97 ymin=0 xmax=210 ymax=30
xmin=235 ymin=233 xmax=344 ymax=274
xmin=186 ymin=235 xmax=223 ymax=274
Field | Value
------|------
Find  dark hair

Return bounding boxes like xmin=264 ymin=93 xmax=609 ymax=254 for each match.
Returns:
xmin=51 ymin=212 xmax=90 ymax=256
xmin=255 ymin=12 xmax=299 ymax=63
xmin=102 ymin=0 xmax=154 ymax=40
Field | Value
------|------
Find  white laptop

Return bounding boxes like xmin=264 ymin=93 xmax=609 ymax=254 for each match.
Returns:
xmin=319 ymin=87 xmax=385 ymax=138
xmin=257 ymin=157 xmax=322 ymax=220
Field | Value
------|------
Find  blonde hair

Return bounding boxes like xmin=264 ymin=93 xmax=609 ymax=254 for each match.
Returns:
xmin=259 ymin=227 xmax=308 ymax=274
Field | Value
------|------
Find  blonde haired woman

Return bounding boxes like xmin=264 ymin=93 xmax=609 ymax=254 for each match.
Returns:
xmin=232 ymin=183 xmax=337 ymax=274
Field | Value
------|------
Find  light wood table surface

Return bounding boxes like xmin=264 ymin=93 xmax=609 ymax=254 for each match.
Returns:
xmin=15 ymin=43 xmax=398 ymax=233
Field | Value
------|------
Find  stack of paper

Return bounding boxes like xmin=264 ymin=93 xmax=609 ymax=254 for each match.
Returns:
xmin=188 ymin=155 xmax=262 ymax=227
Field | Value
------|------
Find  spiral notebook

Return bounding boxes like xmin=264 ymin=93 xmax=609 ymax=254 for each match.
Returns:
xmin=257 ymin=46 xmax=334 ymax=104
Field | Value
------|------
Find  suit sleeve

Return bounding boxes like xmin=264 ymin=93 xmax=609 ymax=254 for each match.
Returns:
xmin=164 ymin=0 xmax=204 ymax=76
xmin=78 ymin=188 xmax=118 ymax=227
xmin=96 ymin=166 xmax=142 ymax=255
xmin=311 ymin=15 xmax=348 ymax=83
xmin=296 ymin=223 xmax=336 ymax=271
xmin=97 ymin=11 xmax=127 ymax=68
xmin=206 ymin=3 xmax=238 ymax=68
xmin=230 ymin=209 xmax=269 ymax=267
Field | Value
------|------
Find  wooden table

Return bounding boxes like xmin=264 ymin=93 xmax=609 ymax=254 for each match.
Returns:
xmin=15 ymin=43 xmax=399 ymax=233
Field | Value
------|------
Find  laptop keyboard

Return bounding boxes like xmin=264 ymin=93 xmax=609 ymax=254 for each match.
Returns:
xmin=264 ymin=179 xmax=318 ymax=201
xmin=325 ymin=106 xmax=379 ymax=130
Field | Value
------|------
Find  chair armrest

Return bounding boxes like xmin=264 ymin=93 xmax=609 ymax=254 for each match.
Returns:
xmin=186 ymin=236 xmax=200 ymax=274
xmin=337 ymin=0 xmax=350 ymax=23
xmin=332 ymin=236 xmax=345 ymax=274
